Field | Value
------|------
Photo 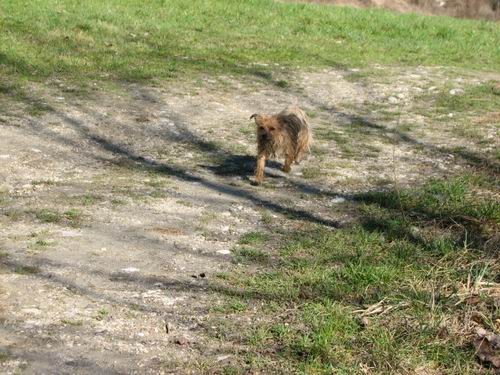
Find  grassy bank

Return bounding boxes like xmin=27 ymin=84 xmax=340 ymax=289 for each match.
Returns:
xmin=1 ymin=0 xmax=499 ymax=84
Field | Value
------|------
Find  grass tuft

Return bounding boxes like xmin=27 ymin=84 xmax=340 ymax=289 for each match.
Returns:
xmin=239 ymin=231 xmax=270 ymax=245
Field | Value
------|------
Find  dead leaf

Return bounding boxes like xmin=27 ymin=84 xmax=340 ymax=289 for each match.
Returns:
xmin=473 ymin=328 xmax=500 ymax=368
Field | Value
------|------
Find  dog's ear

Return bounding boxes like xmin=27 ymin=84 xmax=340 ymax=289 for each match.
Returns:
xmin=250 ymin=113 xmax=258 ymax=121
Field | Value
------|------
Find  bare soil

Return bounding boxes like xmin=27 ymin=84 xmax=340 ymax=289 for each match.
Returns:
xmin=0 ymin=66 xmax=498 ymax=374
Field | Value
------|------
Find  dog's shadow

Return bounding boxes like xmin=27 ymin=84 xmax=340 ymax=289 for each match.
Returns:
xmin=200 ymin=154 xmax=283 ymax=178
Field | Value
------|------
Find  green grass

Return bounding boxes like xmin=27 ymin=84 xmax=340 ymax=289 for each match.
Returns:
xmin=211 ymin=298 xmax=248 ymax=313
xmin=35 ymin=208 xmax=83 ymax=226
xmin=210 ymin=175 xmax=499 ymax=373
xmin=0 ymin=351 xmax=11 ymax=363
xmin=358 ymin=175 xmax=499 ymax=248
xmin=78 ymin=194 xmax=104 ymax=206
xmin=95 ymin=308 xmax=109 ymax=320
xmin=421 ymin=81 xmax=500 ymax=116
xmin=239 ymin=231 xmax=270 ymax=245
xmin=0 ymin=0 xmax=498 ymax=88
xmin=234 ymin=247 xmax=269 ymax=264
xmin=260 ymin=211 xmax=273 ymax=225
xmin=31 ymin=179 xmax=56 ymax=186
xmin=61 ymin=318 xmax=84 ymax=326
xmin=35 ymin=209 xmax=62 ymax=223
xmin=302 ymin=166 xmax=322 ymax=179
xmin=111 ymin=198 xmax=126 ymax=206
xmin=14 ymin=265 xmax=40 ymax=275
xmin=28 ymin=237 xmax=53 ymax=252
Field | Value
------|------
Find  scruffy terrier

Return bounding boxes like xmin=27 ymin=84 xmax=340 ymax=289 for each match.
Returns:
xmin=250 ymin=106 xmax=311 ymax=185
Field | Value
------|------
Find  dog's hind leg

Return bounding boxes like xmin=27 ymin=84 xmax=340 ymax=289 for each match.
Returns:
xmin=294 ymin=132 xmax=311 ymax=164
xmin=282 ymin=153 xmax=293 ymax=173
xmin=294 ymin=149 xmax=305 ymax=164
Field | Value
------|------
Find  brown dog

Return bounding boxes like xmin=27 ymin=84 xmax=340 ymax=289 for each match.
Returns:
xmin=250 ymin=106 xmax=311 ymax=185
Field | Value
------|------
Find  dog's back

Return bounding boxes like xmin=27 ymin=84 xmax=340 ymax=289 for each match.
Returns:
xmin=277 ymin=106 xmax=311 ymax=159
xmin=279 ymin=106 xmax=308 ymax=125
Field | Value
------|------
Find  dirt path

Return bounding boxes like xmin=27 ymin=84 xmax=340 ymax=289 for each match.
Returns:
xmin=0 ymin=66 xmax=498 ymax=374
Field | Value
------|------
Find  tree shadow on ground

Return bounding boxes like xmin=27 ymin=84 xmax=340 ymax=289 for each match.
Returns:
xmin=199 ymin=154 xmax=282 ymax=177
xmin=353 ymin=186 xmax=499 ymax=253
xmin=205 ymin=182 xmax=499 ymax=303
xmin=299 ymin=100 xmax=500 ymax=177
xmin=12 ymin=96 xmax=342 ymax=228
xmin=1 ymin=87 xmax=498 ymax=374
xmin=3 ymin=73 xmax=497 ymax=233
xmin=0 ymin=341 xmax=122 ymax=375
xmin=232 ymin=67 xmax=500 ymax=177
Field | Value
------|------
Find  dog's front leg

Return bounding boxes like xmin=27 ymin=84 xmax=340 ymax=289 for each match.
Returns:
xmin=255 ymin=153 xmax=266 ymax=185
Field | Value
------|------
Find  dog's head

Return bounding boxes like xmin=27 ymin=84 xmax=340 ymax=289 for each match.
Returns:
xmin=250 ymin=113 xmax=281 ymax=143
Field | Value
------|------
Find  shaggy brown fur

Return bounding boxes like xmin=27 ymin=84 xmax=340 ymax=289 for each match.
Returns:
xmin=250 ymin=105 xmax=312 ymax=185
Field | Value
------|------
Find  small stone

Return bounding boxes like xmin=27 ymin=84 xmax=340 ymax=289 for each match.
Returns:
xmin=216 ymin=250 xmax=231 ymax=255
xmin=121 ymin=267 xmax=140 ymax=273
xmin=60 ymin=230 xmax=81 ymax=238
xmin=330 ymin=197 xmax=346 ymax=204
xmin=409 ymin=226 xmax=420 ymax=236
xmin=21 ymin=308 xmax=41 ymax=315
xmin=388 ymin=96 xmax=398 ymax=104
xmin=449 ymin=88 xmax=464 ymax=95
xmin=174 ymin=337 xmax=189 ymax=346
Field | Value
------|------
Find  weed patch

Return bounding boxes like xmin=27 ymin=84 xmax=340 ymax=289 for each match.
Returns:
xmin=34 ymin=208 xmax=83 ymax=226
